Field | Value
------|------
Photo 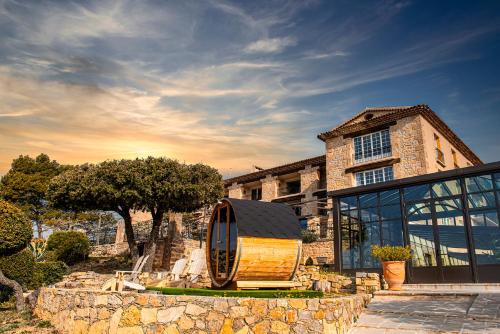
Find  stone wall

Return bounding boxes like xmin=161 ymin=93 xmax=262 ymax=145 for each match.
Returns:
xmin=261 ymin=175 xmax=279 ymax=201
xmin=302 ymin=241 xmax=334 ymax=265
xmin=391 ymin=115 xmax=428 ymax=179
xmin=293 ymin=266 xmax=354 ymax=293
xmin=35 ymin=288 xmax=371 ymax=334
xmin=90 ymin=243 xmax=129 ymax=258
xmin=325 ymin=136 xmax=352 ymax=192
xmin=355 ymin=272 xmax=381 ymax=295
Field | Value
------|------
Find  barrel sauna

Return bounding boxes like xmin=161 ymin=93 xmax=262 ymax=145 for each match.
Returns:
xmin=206 ymin=198 xmax=302 ymax=288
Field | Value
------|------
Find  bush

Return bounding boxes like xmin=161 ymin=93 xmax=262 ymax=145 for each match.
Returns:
xmin=305 ymin=256 xmax=314 ymax=266
xmin=28 ymin=261 xmax=68 ymax=289
xmin=46 ymin=231 xmax=90 ymax=265
xmin=0 ymin=200 xmax=32 ymax=256
xmin=0 ymin=249 xmax=35 ymax=288
xmin=372 ymin=245 xmax=411 ymax=262
xmin=301 ymin=229 xmax=318 ymax=244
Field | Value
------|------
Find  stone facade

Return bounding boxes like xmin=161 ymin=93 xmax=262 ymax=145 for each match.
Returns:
xmin=325 ymin=136 xmax=352 ymax=192
xmin=261 ymin=175 xmax=279 ymax=202
xmin=299 ymin=165 xmax=319 ymax=217
xmin=35 ymin=288 xmax=371 ymax=334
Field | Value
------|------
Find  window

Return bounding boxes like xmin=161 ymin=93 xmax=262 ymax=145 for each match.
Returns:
xmin=353 ymin=129 xmax=391 ymax=163
xmin=435 ymin=134 xmax=445 ymax=165
xmin=452 ymin=150 xmax=458 ymax=168
xmin=286 ymin=180 xmax=301 ymax=194
xmin=356 ymin=166 xmax=394 ymax=186
xmin=251 ymin=187 xmax=262 ymax=201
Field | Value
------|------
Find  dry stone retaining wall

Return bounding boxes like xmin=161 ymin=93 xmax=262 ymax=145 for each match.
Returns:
xmin=35 ymin=288 xmax=371 ymax=334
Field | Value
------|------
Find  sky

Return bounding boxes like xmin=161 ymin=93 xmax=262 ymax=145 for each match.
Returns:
xmin=1 ymin=0 xmax=500 ymax=177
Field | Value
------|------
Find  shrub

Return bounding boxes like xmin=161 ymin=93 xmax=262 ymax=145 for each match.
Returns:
xmin=0 ymin=200 xmax=32 ymax=256
xmin=29 ymin=261 xmax=68 ymax=289
xmin=0 ymin=249 xmax=35 ymax=288
xmin=301 ymin=229 xmax=318 ymax=244
xmin=372 ymin=245 xmax=411 ymax=262
xmin=305 ymin=256 xmax=314 ymax=266
xmin=46 ymin=231 xmax=90 ymax=265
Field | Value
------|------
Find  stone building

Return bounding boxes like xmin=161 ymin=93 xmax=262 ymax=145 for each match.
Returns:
xmin=224 ymin=105 xmax=482 ymax=241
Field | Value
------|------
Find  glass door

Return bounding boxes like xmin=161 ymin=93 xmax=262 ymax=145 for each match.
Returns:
xmin=210 ymin=203 xmax=238 ymax=283
xmin=406 ymin=197 xmax=473 ymax=283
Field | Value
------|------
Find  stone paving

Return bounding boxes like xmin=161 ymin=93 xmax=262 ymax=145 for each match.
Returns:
xmin=350 ymin=292 xmax=500 ymax=334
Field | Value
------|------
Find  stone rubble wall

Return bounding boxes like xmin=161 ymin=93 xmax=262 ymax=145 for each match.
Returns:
xmin=355 ymin=272 xmax=381 ymax=295
xmin=302 ymin=241 xmax=334 ymax=265
xmin=35 ymin=288 xmax=371 ymax=334
xmin=90 ymin=243 xmax=130 ymax=258
xmin=293 ymin=266 xmax=354 ymax=293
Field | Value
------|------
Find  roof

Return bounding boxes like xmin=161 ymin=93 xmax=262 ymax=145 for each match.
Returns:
xmin=317 ymin=104 xmax=482 ymax=165
xmin=224 ymin=155 xmax=326 ymax=187
xmin=222 ymin=198 xmax=302 ymax=239
xmin=329 ymin=160 xmax=500 ymax=198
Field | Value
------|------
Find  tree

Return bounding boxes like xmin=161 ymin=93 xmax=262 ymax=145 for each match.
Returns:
xmin=0 ymin=154 xmax=67 ymax=238
xmin=135 ymin=158 xmax=224 ymax=270
xmin=48 ymin=161 xmax=142 ymax=258
xmin=0 ymin=200 xmax=33 ymax=311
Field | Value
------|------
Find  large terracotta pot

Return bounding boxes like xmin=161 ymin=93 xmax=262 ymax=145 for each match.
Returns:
xmin=382 ymin=261 xmax=406 ymax=291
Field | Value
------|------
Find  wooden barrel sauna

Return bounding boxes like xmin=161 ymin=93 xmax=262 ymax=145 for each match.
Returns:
xmin=206 ymin=198 xmax=302 ymax=288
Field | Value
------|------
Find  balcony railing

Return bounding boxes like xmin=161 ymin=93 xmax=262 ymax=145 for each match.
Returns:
xmin=353 ymin=149 xmax=392 ymax=165
xmin=436 ymin=148 xmax=445 ymax=165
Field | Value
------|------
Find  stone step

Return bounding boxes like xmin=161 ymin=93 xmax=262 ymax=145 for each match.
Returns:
xmin=401 ymin=283 xmax=500 ymax=293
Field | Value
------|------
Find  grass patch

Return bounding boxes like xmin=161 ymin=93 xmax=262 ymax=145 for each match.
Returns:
xmin=147 ymin=287 xmax=323 ymax=298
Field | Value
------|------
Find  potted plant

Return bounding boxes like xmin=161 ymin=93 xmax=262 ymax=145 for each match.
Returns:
xmin=372 ymin=245 xmax=411 ymax=291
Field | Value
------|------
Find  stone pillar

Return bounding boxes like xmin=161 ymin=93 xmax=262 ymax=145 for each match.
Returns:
xmin=228 ymin=182 xmax=244 ymax=199
xmin=261 ymin=175 xmax=279 ymax=202
xmin=114 ymin=221 xmax=125 ymax=244
xmin=299 ymin=165 xmax=319 ymax=216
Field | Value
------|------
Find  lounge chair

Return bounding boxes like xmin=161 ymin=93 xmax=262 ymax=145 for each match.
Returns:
xmin=102 ymin=255 xmax=150 ymax=291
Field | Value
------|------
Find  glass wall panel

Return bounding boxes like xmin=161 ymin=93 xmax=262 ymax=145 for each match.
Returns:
xmin=360 ymin=193 xmax=378 ymax=208
xmin=470 ymin=211 xmax=500 ymax=265
xmin=404 ymin=184 xmax=431 ymax=201
xmin=407 ymin=202 xmax=437 ymax=267
xmin=432 ymin=180 xmax=461 ymax=198
xmin=466 ymin=175 xmax=493 ymax=193
xmin=359 ymin=223 xmax=380 ymax=268
xmin=380 ymin=204 xmax=401 ymax=220
xmin=380 ymin=189 xmax=400 ymax=205
xmin=468 ymin=192 xmax=496 ymax=209
xmin=382 ymin=219 xmax=404 ymax=246
xmin=434 ymin=199 xmax=469 ymax=266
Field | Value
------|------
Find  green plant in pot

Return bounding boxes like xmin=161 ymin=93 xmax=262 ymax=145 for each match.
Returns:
xmin=372 ymin=245 xmax=411 ymax=291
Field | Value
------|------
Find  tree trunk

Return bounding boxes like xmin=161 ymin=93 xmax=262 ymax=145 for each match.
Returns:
xmin=0 ymin=269 xmax=25 ymax=311
xmin=143 ymin=210 xmax=164 ymax=272
xmin=35 ymin=220 xmax=43 ymax=239
xmin=121 ymin=211 xmax=139 ymax=260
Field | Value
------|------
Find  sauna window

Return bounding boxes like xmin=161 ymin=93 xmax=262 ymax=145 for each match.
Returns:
xmin=217 ymin=206 xmax=228 ymax=278
xmin=228 ymin=206 xmax=238 ymax=273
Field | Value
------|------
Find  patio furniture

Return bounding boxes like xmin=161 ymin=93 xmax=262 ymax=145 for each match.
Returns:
xmin=102 ymin=255 xmax=149 ymax=291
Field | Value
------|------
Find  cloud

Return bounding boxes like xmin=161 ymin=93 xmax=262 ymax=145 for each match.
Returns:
xmin=303 ymin=51 xmax=350 ymax=60
xmin=244 ymin=37 xmax=296 ymax=53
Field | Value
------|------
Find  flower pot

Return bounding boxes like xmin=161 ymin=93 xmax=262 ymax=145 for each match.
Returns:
xmin=382 ymin=261 xmax=405 ymax=291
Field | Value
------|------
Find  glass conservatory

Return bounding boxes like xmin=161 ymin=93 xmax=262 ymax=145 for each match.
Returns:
xmin=330 ymin=162 xmax=500 ymax=283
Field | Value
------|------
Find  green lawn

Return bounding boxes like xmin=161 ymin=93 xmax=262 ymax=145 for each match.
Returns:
xmin=146 ymin=287 xmax=323 ymax=299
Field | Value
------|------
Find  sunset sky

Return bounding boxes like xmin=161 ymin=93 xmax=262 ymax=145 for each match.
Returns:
xmin=1 ymin=0 xmax=500 ymax=177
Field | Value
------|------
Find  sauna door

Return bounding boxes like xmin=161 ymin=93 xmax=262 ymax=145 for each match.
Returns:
xmin=210 ymin=203 xmax=237 ymax=282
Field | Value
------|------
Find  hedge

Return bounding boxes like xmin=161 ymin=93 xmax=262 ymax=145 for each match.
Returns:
xmin=0 ymin=200 xmax=32 ymax=256
xmin=0 ymin=249 xmax=35 ymax=289
xmin=46 ymin=231 xmax=90 ymax=265
xmin=28 ymin=261 xmax=68 ymax=289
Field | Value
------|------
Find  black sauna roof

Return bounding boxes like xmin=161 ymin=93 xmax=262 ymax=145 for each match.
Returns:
xmin=224 ymin=198 xmax=301 ymax=239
